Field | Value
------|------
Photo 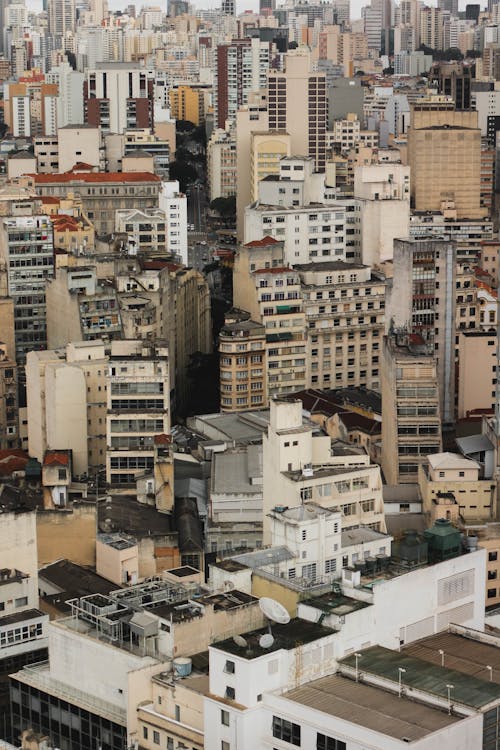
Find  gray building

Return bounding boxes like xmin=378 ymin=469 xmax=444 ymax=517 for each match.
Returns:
xmin=328 ymin=77 xmax=364 ymax=128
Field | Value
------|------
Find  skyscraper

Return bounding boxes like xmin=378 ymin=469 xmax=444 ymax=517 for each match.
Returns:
xmin=47 ymin=0 xmax=76 ymax=45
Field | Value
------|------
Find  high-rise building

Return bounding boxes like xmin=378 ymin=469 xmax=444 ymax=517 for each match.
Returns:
xmin=381 ymin=330 xmax=442 ymax=485
xmin=419 ymin=6 xmax=444 ymax=50
xmin=106 ymin=339 xmax=170 ymax=487
xmin=47 ymin=0 xmax=76 ymax=44
xmin=429 ymin=61 xmax=473 ymax=110
xmin=84 ymin=62 xmax=154 ymax=134
xmin=408 ymin=102 xmax=486 ymax=219
xmin=214 ymin=38 xmax=271 ymax=129
xmin=46 ymin=61 xmax=84 ymax=127
xmin=268 ymin=51 xmax=327 ymax=171
xmin=0 ymin=339 xmax=18 ymax=449
xmin=221 ymin=0 xmax=235 ymax=14
xmin=438 ymin=0 xmax=458 ymax=18
xmin=0 ymin=214 xmax=54 ymax=364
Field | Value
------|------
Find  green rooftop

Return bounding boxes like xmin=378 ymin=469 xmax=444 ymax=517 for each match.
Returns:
xmin=341 ymin=645 xmax=500 ymax=709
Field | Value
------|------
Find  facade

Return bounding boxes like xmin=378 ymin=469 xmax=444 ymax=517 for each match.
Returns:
xmin=219 ymin=316 xmax=267 ymax=413
xmin=207 ymin=128 xmax=237 ymax=201
xmin=106 ymin=340 xmax=170 ymax=487
xmin=115 ymin=208 xmax=167 ymax=255
xmin=458 ymin=330 xmax=497 ymax=418
xmin=268 ymin=51 xmax=327 ymax=171
xmin=30 ymin=170 xmax=161 ymax=236
xmin=57 ymin=125 xmax=104 ymax=173
xmin=84 ymin=63 xmax=154 ymax=134
xmin=381 ymin=331 xmax=443 ymax=486
xmin=296 ymin=261 xmax=385 ymax=392
xmin=158 ymin=181 xmax=187 ymax=264
xmin=0 ymin=341 xmax=18 ymax=449
xmin=168 ymin=85 xmax=204 ymax=126
xmin=0 ymin=214 xmax=54 ymax=364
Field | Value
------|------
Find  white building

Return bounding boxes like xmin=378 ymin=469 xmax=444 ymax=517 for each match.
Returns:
xmin=115 ymin=208 xmax=167 ymax=255
xmin=158 ymin=180 xmax=187 ymax=264
xmin=46 ymin=61 xmax=84 ymax=128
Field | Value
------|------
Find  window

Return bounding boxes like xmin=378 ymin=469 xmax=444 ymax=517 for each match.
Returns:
xmin=225 ymin=686 xmax=235 ymax=700
xmin=221 ymin=743 xmax=230 ymax=750
xmin=317 ymin=734 xmax=346 ymax=750
xmin=143 ymin=728 xmax=148 ymax=740
xmin=488 ymin=588 xmax=497 ymax=599
xmin=15 ymin=597 xmax=27 ymax=608
xmin=272 ymin=716 xmax=301 ymax=746
xmin=490 ymin=551 xmax=498 ymax=562
xmin=224 ymin=660 xmax=235 ymax=674
xmin=175 ymin=704 xmax=180 ymax=722
xmin=301 ymin=529 xmax=306 ymax=541
xmin=221 ymin=710 xmax=230 ymax=726
xmin=325 ymin=559 xmax=337 ymax=574
xmin=153 ymin=731 xmax=160 ymax=744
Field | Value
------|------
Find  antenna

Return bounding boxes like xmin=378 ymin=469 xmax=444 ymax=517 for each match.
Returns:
xmin=233 ymin=635 xmax=248 ymax=648
xmin=259 ymin=633 xmax=274 ymax=649
xmin=259 ymin=597 xmax=291 ymax=625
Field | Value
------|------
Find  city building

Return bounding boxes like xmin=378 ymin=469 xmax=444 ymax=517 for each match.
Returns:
xmin=219 ymin=313 xmax=267 ymax=413
xmin=84 ymin=63 xmax=154 ymax=134
xmin=207 ymin=127 xmax=237 ymax=201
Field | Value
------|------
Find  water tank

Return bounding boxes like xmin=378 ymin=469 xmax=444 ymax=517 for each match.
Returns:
xmin=393 ymin=530 xmax=428 ymax=567
xmin=173 ymin=657 xmax=192 ymax=677
xmin=424 ymin=518 xmax=461 ymax=563
xmin=465 ymin=535 xmax=479 ymax=552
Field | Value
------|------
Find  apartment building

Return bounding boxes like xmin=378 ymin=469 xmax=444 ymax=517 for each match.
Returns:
xmin=84 ymin=62 xmax=154 ymax=134
xmin=249 ymin=131 xmax=291 ymax=203
xmin=219 ymin=315 xmax=267 ymax=412
xmin=115 ymin=208 xmax=167 ymax=255
xmin=214 ymin=38 xmax=271 ymax=128
xmin=0 ymin=341 xmax=18 ymax=449
xmin=57 ymin=124 xmax=104 ymax=173
xmin=262 ymin=399 xmax=386 ymax=544
xmin=0 ymin=213 xmax=54 ymax=364
xmin=458 ymin=330 xmax=497 ymax=418
xmin=106 ymin=339 xmax=170 ymax=487
xmin=158 ymin=181 xmax=187 ymax=265
xmin=26 ymin=340 xmax=109 ymax=476
xmin=29 ymin=169 xmax=161 ymax=236
xmin=235 ymin=91 xmax=268 ymax=240
xmin=408 ymin=103 xmax=486 ymax=219
xmin=268 ymin=50 xmax=327 ymax=171
xmin=168 ymin=85 xmax=204 ymax=125
xmin=296 ymin=261 xmax=385 ymax=392
xmin=233 ymin=237 xmax=307 ymax=398
xmin=381 ymin=331 xmax=442 ymax=486
xmin=207 ymin=128 xmax=237 ymax=201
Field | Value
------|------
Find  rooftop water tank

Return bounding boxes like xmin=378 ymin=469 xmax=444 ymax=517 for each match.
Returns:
xmin=173 ymin=657 xmax=192 ymax=677
xmin=424 ymin=518 xmax=461 ymax=563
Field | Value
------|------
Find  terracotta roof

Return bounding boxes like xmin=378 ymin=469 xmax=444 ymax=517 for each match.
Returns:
xmin=51 ymin=214 xmax=82 ymax=230
xmin=43 ymin=452 xmax=69 ymax=466
xmin=154 ymin=434 xmax=172 ymax=445
xmin=41 ymin=196 xmax=61 ymax=204
xmin=141 ymin=259 xmax=182 ymax=271
xmin=31 ymin=171 xmax=160 ymax=184
xmin=0 ymin=450 xmax=28 ymax=477
xmin=71 ymin=162 xmax=95 ymax=171
xmin=244 ymin=236 xmax=281 ymax=248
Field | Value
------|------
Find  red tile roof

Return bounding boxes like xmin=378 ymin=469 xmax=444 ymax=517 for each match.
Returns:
xmin=71 ymin=162 xmax=95 ymax=171
xmin=244 ymin=236 xmax=281 ymax=248
xmin=43 ymin=452 xmax=69 ymax=466
xmin=154 ymin=434 xmax=172 ymax=445
xmin=31 ymin=171 xmax=160 ymax=184
xmin=40 ymin=196 xmax=61 ymax=204
xmin=253 ymin=266 xmax=291 ymax=274
xmin=0 ymin=449 xmax=28 ymax=477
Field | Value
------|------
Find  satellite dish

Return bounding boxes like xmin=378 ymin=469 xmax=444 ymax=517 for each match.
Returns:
xmin=259 ymin=633 xmax=274 ymax=649
xmin=233 ymin=635 xmax=248 ymax=648
xmin=259 ymin=597 xmax=291 ymax=625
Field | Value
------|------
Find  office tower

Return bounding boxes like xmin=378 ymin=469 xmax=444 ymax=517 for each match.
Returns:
xmin=214 ymin=38 xmax=270 ymax=129
xmin=268 ymin=51 xmax=327 ymax=171
xmin=381 ymin=330 xmax=442 ymax=486
xmin=0 ymin=215 xmax=54 ymax=365
xmin=429 ymin=61 xmax=473 ymax=110
xmin=259 ymin=0 xmax=275 ymax=13
xmin=408 ymin=102 xmax=486 ymax=219
xmin=221 ymin=0 xmax=235 ymax=14
xmin=84 ymin=62 xmax=154 ymax=134
xmin=47 ymin=0 xmax=76 ymax=44
xmin=106 ymin=340 xmax=170 ymax=487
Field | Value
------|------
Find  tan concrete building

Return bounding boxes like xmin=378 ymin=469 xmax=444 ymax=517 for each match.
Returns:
xmin=0 ymin=340 xmax=18 ymax=449
xmin=249 ymin=131 xmax=291 ymax=202
xmin=458 ymin=331 xmax=497 ymax=418
xmin=26 ymin=340 xmax=109 ymax=476
xmin=408 ymin=103 xmax=486 ymax=219
xmin=418 ymin=452 xmax=495 ymax=523
xmin=296 ymin=261 xmax=385 ymax=392
xmin=381 ymin=331 xmax=442 ymax=485
xmin=219 ymin=314 xmax=267 ymax=412
xmin=207 ymin=127 xmax=237 ymax=201
xmin=169 ymin=85 xmax=204 ymax=125
xmin=57 ymin=124 xmax=104 ymax=173
xmin=96 ymin=532 xmax=139 ymax=586
xmin=236 ymin=91 xmax=268 ymax=240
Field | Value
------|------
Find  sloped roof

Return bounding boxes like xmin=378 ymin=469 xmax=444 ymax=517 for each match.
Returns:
xmin=427 ymin=451 xmax=480 ymax=471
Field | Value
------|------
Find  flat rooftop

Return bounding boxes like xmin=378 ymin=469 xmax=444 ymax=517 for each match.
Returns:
xmin=301 ymin=591 xmax=371 ymax=617
xmin=213 ymin=618 xmax=335 ymax=660
xmin=284 ymin=673 xmax=463 ymax=742
xmin=342 ymin=644 xmax=500 ymax=709
xmin=403 ymin=631 xmax=500 ymax=686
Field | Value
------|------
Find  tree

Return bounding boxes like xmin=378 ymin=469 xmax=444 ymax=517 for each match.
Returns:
xmin=176 ymin=120 xmax=196 ymax=132
xmin=210 ymin=196 xmax=236 ymax=218
xmin=168 ymin=160 xmax=197 ymax=191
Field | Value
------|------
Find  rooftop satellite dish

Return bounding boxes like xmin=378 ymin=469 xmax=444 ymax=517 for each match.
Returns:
xmin=259 ymin=633 xmax=274 ymax=649
xmin=259 ymin=597 xmax=291 ymax=625
xmin=233 ymin=635 xmax=248 ymax=648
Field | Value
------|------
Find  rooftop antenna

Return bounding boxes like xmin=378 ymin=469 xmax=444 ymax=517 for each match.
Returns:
xmin=259 ymin=633 xmax=274 ymax=649
xmin=233 ymin=635 xmax=247 ymax=649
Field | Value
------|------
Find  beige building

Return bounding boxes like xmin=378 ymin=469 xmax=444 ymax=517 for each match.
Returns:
xmin=96 ymin=532 xmax=139 ymax=586
xmin=207 ymin=127 xmax=237 ymax=201
xmin=458 ymin=331 xmax=497 ymax=418
xmin=408 ymin=103 xmax=486 ymax=219
xmin=296 ymin=261 xmax=385 ymax=392
xmin=233 ymin=237 xmax=307 ymax=397
xmin=57 ymin=124 xmax=104 ymax=173
xmin=115 ymin=208 xmax=167 ymax=254
xmin=26 ymin=340 xmax=109 ymax=476
xmin=219 ymin=314 xmax=267 ymax=412
xmin=418 ymin=452 xmax=495 ymax=523
xmin=249 ymin=131 xmax=291 ymax=202
xmin=236 ymin=92 xmax=268 ymax=240
xmin=0 ymin=340 xmax=18 ymax=449
xmin=381 ymin=331 xmax=442 ymax=486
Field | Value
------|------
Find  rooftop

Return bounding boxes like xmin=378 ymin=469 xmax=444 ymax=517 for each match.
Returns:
xmin=284 ymin=672 xmax=462 ymax=742
xmin=300 ymin=590 xmax=371 ymax=617
xmin=32 ymin=171 xmax=160 ymax=184
xmin=213 ymin=618 xmax=335 ymax=659
xmin=427 ymin=452 xmax=480 ymax=471
xmin=342 ymin=644 xmax=500 ymax=709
